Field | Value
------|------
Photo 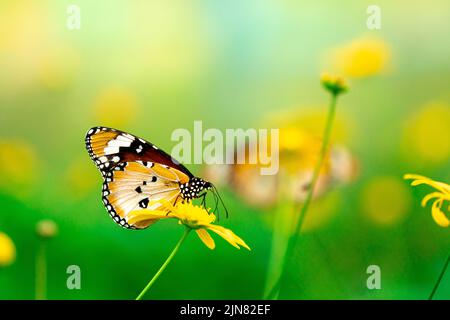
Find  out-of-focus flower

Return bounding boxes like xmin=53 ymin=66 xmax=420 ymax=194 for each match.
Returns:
xmin=403 ymin=102 xmax=450 ymax=165
xmin=279 ymin=127 xmax=324 ymax=173
xmin=203 ymin=126 xmax=358 ymax=210
xmin=0 ymin=139 xmax=38 ymax=198
xmin=0 ymin=232 xmax=16 ymax=267
xmin=404 ymin=174 xmax=450 ymax=227
xmin=93 ymin=87 xmax=137 ymax=128
xmin=330 ymin=37 xmax=391 ymax=78
xmin=64 ymin=157 xmax=98 ymax=199
xmin=128 ymin=202 xmax=250 ymax=250
xmin=36 ymin=220 xmax=58 ymax=239
xmin=361 ymin=176 xmax=412 ymax=226
xmin=320 ymin=73 xmax=348 ymax=96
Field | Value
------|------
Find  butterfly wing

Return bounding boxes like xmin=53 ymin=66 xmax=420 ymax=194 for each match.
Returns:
xmin=85 ymin=126 xmax=191 ymax=229
xmin=85 ymin=126 xmax=193 ymax=178
xmin=102 ymin=161 xmax=187 ymax=229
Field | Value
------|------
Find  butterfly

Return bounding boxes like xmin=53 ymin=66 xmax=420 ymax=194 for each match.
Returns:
xmin=85 ymin=126 xmax=225 ymax=229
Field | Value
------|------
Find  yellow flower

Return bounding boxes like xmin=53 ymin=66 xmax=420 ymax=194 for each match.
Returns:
xmin=202 ymin=110 xmax=357 ymax=213
xmin=404 ymin=174 xmax=450 ymax=227
xmin=128 ymin=202 xmax=250 ymax=250
xmin=331 ymin=37 xmax=391 ymax=78
xmin=320 ymin=73 xmax=348 ymax=96
xmin=0 ymin=232 xmax=16 ymax=267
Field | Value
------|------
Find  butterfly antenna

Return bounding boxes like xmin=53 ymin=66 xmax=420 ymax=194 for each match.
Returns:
xmin=212 ymin=189 xmax=219 ymax=213
xmin=207 ymin=187 xmax=219 ymax=220
xmin=212 ymin=184 xmax=229 ymax=219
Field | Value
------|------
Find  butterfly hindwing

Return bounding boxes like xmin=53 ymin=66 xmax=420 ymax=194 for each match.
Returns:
xmin=102 ymin=161 xmax=185 ymax=229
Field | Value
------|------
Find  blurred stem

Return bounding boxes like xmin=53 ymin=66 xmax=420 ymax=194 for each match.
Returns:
xmin=35 ymin=240 xmax=47 ymax=300
xmin=136 ymin=228 xmax=191 ymax=300
xmin=265 ymin=93 xmax=338 ymax=299
xmin=263 ymin=194 xmax=295 ymax=298
xmin=429 ymin=254 xmax=450 ymax=300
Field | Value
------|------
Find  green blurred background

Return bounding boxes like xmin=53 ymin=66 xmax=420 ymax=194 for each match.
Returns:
xmin=1 ymin=0 xmax=450 ymax=299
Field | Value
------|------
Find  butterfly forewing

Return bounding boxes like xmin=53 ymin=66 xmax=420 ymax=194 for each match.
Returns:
xmin=85 ymin=126 xmax=193 ymax=178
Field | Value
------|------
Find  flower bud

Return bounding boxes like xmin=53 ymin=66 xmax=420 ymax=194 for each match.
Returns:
xmin=36 ymin=219 xmax=58 ymax=239
xmin=320 ymin=73 xmax=348 ymax=95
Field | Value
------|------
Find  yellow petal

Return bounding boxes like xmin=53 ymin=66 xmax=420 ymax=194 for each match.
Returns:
xmin=431 ymin=200 xmax=450 ymax=227
xmin=404 ymin=174 xmax=450 ymax=194
xmin=127 ymin=209 xmax=168 ymax=225
xmin=195 ymin=229 xmax=215 ymax=250
xmin=404 ymin=174 xmax=427 ymax=181
xmin=421 ymin=192 xmax=444 ymax=207
xmin=208 ymin=225 xmax=251 ymax=250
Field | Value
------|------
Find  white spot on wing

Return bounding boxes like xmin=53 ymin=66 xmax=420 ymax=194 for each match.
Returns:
xmin=104 ymin=146 xmax=120 ymax=154
xmin=108 ymin=139 xmax=132 ymax=148
xmin=116 ymin=134 xmax=134 ymax=143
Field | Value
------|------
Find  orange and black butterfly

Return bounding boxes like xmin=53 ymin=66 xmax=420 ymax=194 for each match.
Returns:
xmin=85 ymin=126 xmax=225 ymax=229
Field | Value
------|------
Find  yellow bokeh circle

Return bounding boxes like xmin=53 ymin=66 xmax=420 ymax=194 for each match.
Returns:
xmin=0 ymin=232 xmax=16 ymax=267
xmin=361 ymin=176 xmax=412 ymax=226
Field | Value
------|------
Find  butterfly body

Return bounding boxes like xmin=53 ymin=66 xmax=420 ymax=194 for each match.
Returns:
xmin=85 ymin=126 xmax=213 ymax=229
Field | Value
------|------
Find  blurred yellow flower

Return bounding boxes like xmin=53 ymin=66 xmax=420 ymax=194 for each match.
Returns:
xmin=93 ymin=87 xmax=137 ymax=128
xmin=331 ymin=37 xmax=391 ymax=78
xmin=404 ymin=174 xmax=450 ymax=227
xmin=320 ymin=73 xmax=348 ymax=95
xmin=218 ymin=128 xmax=332 ymax=209
xmin=0 ymin=139 xmax=38 ymax=197
xmin=36 ymin=219 xmax=58 ymax=239
xmin=0 ymin=232 xmax=16 ymax=267
xmin=128 ymin=202 xmax=250 ymax=250
xmin=203 ymin=109 xmax=357 ymax=219
xmin=403 ymin=102 xmax=450 ymax=165
xmin=361 ymin=176 xmax=411 ymax=226
xmin=279 ymin=127 xmax=324 ymax=172
xmin=64 ymin=157 xmax=98 ymax=199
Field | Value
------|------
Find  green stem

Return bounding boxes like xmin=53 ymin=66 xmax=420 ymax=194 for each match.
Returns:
xmin=262 ymin=195 xmax=295 ymax=298
xmin=429 ymin=254 xmax=450 ymax=300
xmin=35 ymin=240 xmax=47 ymax=300
xmin=265 ymin=93 xmax=338 ymax=299
xmin=136 ymin=228 xmax=191 ymax=300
